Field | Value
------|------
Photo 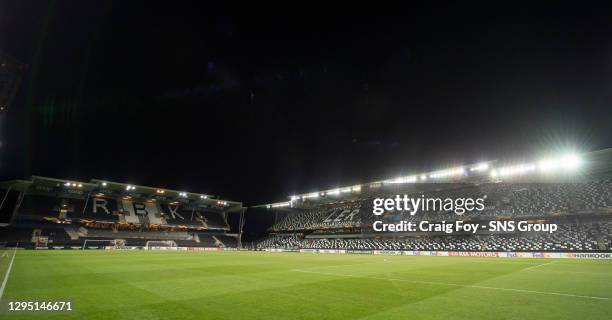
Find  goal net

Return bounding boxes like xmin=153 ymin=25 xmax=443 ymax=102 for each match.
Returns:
xmin=145 ymin=240 xmax=178 ymax=250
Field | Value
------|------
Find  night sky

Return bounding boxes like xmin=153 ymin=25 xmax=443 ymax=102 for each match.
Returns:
xmin=2 ymin=2 xmax=612 ymax=205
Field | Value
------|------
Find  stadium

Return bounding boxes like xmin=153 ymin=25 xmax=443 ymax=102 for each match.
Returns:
xmin=1 ymin=3 xmax=612 ymax=320
xmin=1 ymin=149 xmax=611 ymax=319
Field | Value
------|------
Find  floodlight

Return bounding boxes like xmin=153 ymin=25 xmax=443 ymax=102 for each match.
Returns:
xmin=272 ymin=202 xmax=290 ymax=208
xmin=538 ymin=159 xmax=559 ymax=172
xmin=471 ymin=163 xmax=489 ymax=171
xmin=327 ymin=189 xmax=340 ymax=195
xmin=561 ymin=154 xmax=581 ymax=169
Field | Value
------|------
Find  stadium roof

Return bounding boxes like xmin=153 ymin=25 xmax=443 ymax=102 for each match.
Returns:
xmin=256 ymin=148 xmax=612 ymax=209
xmin=0 ymin=176 xmax=244 ymax=209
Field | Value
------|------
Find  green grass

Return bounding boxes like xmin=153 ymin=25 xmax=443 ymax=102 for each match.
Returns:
xmin=1 ymin=250 xmax=611 ymax=319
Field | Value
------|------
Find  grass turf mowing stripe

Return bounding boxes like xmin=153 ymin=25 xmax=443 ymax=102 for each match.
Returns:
xmin=291 ymin=268 xmax=611 ymax=301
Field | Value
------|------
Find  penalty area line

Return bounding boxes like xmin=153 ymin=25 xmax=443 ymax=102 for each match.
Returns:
xmin=0 ymin=248 xmax=17 ymax=301
xmin=291 ymin=268 xmax=610 ymax=301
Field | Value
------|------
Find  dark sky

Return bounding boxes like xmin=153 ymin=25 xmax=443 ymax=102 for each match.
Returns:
xmin=2 ymin=2 xmax=612 ymax=205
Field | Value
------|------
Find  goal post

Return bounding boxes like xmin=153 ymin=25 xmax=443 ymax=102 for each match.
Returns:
xmin=144 ymin=240 xmax=177 ymax=250
xmin=82 ymin=239 xmax=128 ymax=250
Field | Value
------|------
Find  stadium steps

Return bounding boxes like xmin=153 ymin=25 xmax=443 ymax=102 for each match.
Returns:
xmin=215 ymin=235 xmax=238 ymax=248
xmin=596 ymin=236 xmax=608 ymax=250
xmin=78 ymin=227 xmax=88 ymax=237
xmin=63 ymin=226 xmax=80 ymax=240
xmin=212 ymin=236 xmax=223 ymax=247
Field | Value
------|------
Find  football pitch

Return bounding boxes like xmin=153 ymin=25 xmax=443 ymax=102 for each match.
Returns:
xmin=1 ymin=250 xmax=611 ymax=320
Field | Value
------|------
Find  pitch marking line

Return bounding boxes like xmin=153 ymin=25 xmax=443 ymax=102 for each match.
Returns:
xmin=291 ymin=268 xmax=610 ymax=301
xmin=521 ymin=261 xmax=554 ymax=271
xmin=0 ymin=248 xmax=17 ymax=301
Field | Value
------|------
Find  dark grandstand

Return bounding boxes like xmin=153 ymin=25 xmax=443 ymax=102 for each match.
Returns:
xmin=0 ymin=176 xmax=246 ymax=249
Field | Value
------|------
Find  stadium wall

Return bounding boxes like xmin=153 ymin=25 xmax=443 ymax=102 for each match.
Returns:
xmin=259 ymin=248 xmax=612 ymax=259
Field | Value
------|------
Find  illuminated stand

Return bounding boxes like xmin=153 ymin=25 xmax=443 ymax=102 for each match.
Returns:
xmin=0 ymin=176 xmax=247 ymax=249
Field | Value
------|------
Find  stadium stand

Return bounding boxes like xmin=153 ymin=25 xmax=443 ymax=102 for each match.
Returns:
xmin=257 ymin=222 xmax=610 ymax=251
xmin=0 ymin=176 xmax=245 ymax=249
xmin=267 ymin=179 xmax=612 ymax=232
xmin=256 ymin=149 xmax=612 ymax=253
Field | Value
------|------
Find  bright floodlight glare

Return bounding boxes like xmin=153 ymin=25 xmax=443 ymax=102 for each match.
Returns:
xmin=64 ymin=182 xmax=71 ymax=186
xmin=471 ymin=162 xmax=489 ymax=171
xmin=388 ymin=176 xmax=415 ymax=184
xmin=490 ymin=170 xmax=498 ymax=178
xmin=327 ymin=189 xmax=340 ymax=195
xmin=307 ymin=192 xmax=319 ymax=198
xmin=77 ymin=183 xmax=83 ymax=188
xmin=420 ymin=174 xmax=427 ymax=181
xmin=538 ymin=159 xmax=559 ymax=171
xmin=101 ymin=182 xmax=107 ymax=186
xmin=272 ymin=202 xmax=290 ymax=208
xmin=561 ymin=154 xmax=581 ymax=169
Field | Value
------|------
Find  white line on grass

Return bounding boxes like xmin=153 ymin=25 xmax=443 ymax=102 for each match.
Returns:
xmin=291 ymin=268 xmax=611 ymax=301
xmin=0 ymin=247 xmax=16 ymax=301
xmin=521 ymin=261 xmax=554 ymax=271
